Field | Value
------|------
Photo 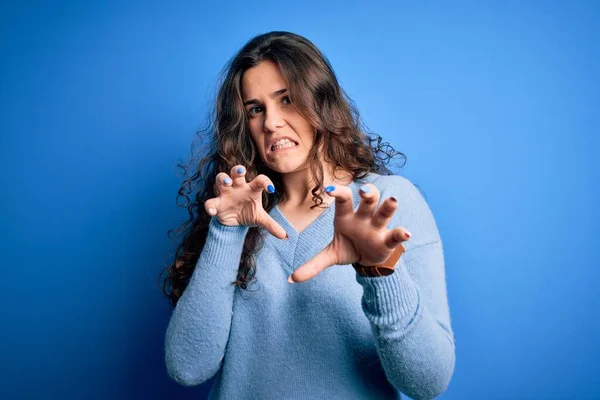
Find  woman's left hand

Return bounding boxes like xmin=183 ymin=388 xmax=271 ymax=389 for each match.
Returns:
xmin=288 ymin=183 xmax=411 ymax=283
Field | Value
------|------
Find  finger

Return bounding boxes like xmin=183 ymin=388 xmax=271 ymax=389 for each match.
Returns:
xmin=248 ymin=174 xmax=276 ymax=194
xmin=383 ymin=227 xmax=412 ymax=249
xmin=288 ymin=245 xmax=337 ymax=283
xmin=355 ymin=183 xmax=380 ymax=219
xmin=230 ymin=165 xmax=248 ymax=187
xmin=215 ymin=172 xmax=234 ymax=195
xmin=257 ymin=210 xmax=288 ymax=240
xmin=204 ymin=197 xmax=221 ymax=216
xmin=324 ymin=184 xmax=354 ymax=218
xmin=372 ymin=196 xmax=399 ymax=229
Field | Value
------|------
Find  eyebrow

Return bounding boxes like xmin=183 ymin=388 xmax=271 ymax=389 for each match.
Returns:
xmin=243 ymin=88 xmax=288 ymax=106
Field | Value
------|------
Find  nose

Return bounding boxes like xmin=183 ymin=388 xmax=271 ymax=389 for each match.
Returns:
xmin=263 ymin=107 xmax=285 ymax=133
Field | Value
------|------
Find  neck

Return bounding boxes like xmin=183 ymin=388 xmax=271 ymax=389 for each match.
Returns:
xmin=279 ymin=162 xmax=352 ymax=208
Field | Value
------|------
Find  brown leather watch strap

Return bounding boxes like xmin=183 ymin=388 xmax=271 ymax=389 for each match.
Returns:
xmin=352 ymin=244 xmax=406 ymax=277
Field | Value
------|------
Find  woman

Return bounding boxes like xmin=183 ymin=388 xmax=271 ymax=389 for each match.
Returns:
xmin=161 ymin=31 xmax=455 ymax=399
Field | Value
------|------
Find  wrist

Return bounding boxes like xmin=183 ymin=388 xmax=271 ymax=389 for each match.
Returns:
xmin=352 ymin=244 xmax=406 ymax=277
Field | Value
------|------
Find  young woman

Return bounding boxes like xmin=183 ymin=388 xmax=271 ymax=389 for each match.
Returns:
xmin=161 ymin=31 xmax=455 ymax=400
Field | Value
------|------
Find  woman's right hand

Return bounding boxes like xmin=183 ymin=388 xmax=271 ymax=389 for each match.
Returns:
xmin=204 ymin=165 xmax=288 ymax=240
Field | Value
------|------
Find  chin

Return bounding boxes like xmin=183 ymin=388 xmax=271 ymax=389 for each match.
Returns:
xmin=265 ymin=159 xmax=309 ymax=175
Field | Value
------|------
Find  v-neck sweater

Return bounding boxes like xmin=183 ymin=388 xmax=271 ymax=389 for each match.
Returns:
xmin=165 ymin=172 xmax=455 ymax=400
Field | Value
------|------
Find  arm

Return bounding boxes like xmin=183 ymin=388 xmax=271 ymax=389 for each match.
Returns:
xmin=356 ymin=176 xmax=455 ymax=400
xmin=164 ymin=217 xmax=249 ymax=387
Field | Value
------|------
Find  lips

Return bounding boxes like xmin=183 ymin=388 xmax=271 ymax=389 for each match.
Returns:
xmin=267 ymin=138 xmax=298 ymax=154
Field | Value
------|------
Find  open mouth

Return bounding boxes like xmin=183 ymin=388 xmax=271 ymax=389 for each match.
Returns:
xmin=270 ymin=141 xmax=299 ymax=153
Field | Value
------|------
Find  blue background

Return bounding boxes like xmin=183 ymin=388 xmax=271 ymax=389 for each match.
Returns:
xmin=1 ymin=1 xmax=598 ymax=399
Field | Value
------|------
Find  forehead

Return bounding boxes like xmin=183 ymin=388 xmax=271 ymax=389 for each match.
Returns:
xmin=241 ymin=60 xmax=287 ymax=98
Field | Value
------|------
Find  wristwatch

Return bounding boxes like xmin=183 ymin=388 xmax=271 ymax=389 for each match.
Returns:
xmin=352 ymin=244 xmax=406 ymax=277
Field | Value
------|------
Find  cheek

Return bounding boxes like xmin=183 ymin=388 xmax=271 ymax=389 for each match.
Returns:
xmin=249 ymin=119 xmax=264 ymax=135
xmin=296 ymin=123 xmax=316 ymax=145
xmin=247 ymin=123 xmax=264 ymax=152
xmin=289 ymin=114 xmax=313 ymax=134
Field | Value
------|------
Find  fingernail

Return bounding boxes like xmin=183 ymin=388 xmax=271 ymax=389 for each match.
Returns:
xmin=237 ymin=167 xmax=244 ymax=174
xmin=359 ymin=184 xmax=370 ymax=193
xmin=287 ymin=275 xmax=295 ymax=284
xmin=405 ymin=230 xmax=411 ymax=238
xmin=224 ymin=177 xmax=232 ymax=185
xmin=390 ymin=196 xmax=397 ymax=203
xmin=325 ymin=185 xmax=335 ymax=193
xmin=267 ymin=184 xmax=275 ymax=193
xmin=208 ymin=208 xmax=215 ymax=215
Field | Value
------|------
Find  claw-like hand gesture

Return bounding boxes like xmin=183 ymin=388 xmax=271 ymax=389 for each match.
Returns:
xmin=288 ymin=183 xmax=411 ymax=283
xmin=204 ymin=165 xmax=287 ymax=240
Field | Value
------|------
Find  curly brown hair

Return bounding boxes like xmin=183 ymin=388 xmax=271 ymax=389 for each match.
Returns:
xmin=158 ymin=31 xmax=407 ymax=307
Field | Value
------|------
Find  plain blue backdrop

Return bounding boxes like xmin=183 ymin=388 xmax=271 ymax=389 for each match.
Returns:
xmin=1 ymin=1 xmax=598 ymax=399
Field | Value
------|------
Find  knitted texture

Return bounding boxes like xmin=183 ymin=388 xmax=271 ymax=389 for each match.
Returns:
xmin=165 ymin=173 xmax=455 ymax=400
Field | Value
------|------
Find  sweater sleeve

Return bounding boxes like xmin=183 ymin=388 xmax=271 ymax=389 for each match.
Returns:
xmin=164 ymin=217 xmax=249 ymax=387
xmin=355 ymin=175 xmax=455 ymax=400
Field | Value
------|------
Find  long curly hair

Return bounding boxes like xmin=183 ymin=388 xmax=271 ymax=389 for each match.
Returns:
xmin=158 ymin=31 xmax=407 ymax=307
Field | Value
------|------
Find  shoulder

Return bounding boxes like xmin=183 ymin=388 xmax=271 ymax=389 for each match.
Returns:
xmin=358 ymin=172 xmax=441 ymax=248
xmin=357 ymin=172 xmax=422 ymax=200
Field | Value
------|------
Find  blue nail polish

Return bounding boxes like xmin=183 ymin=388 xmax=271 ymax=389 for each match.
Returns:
xmin=267 ymin=184 xmax=275 ymax=193
xmin=224 ymin=177 xmax=232 ymax=185
xmin=359 ymin=184 xmax=370 ymax=193
xmin=325 ymin=185 xmax=335 ymax=193
xmin=237 ymin=167 xmax=244 ymax=174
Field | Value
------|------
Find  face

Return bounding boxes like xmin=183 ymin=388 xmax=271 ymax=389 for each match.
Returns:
xmin=241 ymin=60 xmax=316 ymax=174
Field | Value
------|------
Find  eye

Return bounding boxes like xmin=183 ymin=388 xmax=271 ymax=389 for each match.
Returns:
xmin=281 ymin=95 xmax=291 ymax=105
xmin=247 ymin=105 xmax=263 ymax=117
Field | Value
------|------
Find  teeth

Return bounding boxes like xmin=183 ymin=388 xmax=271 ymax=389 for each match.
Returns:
xmin=270 ymin=138 xmax=297 ymax=151
xmin=273 ymin=138 xmax=293 ymax=146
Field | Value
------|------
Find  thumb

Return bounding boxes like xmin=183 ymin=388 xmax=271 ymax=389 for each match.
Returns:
xmin=289 ymin=244 xmax=337 ymax=283
xmin=257 ymin=210 xmax=288 ymax=240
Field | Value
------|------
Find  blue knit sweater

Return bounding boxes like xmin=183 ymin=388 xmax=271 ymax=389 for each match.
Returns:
xmin=165 ymin=172 xmax=455 ymax=399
